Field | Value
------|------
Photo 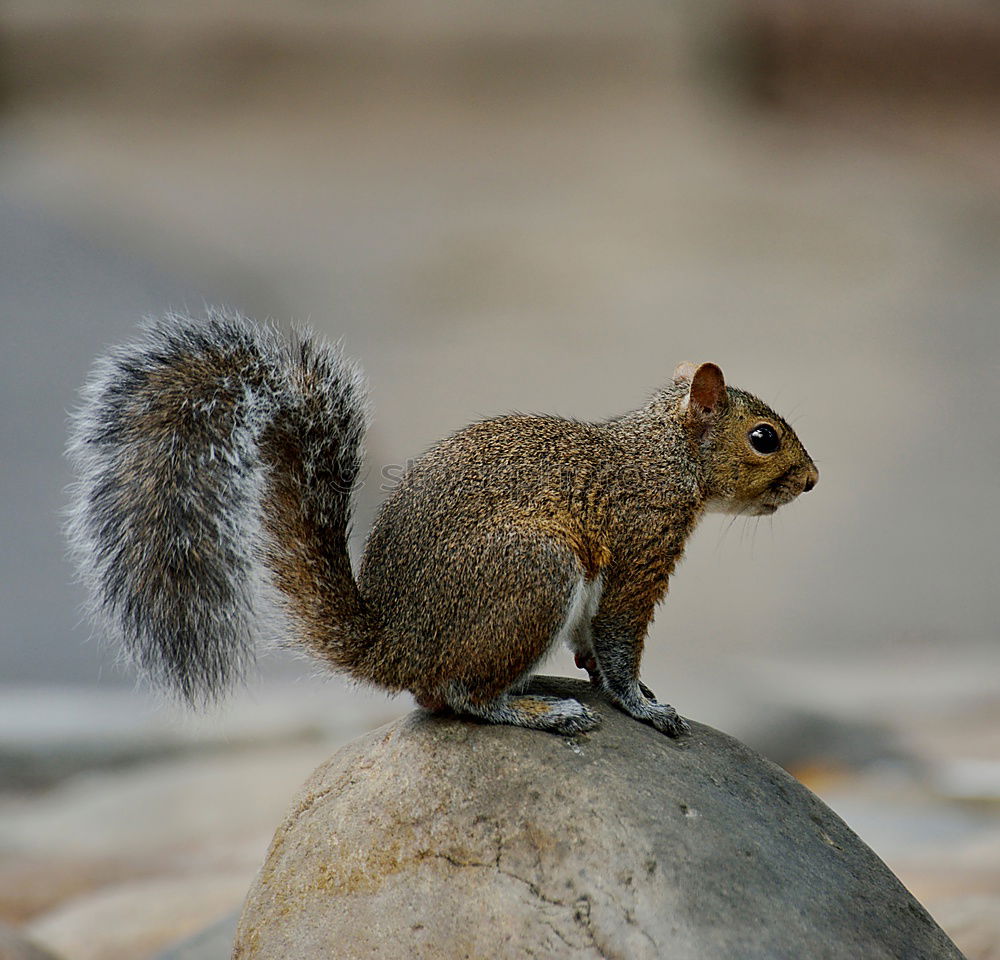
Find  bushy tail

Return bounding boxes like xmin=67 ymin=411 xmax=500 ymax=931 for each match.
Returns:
xmin=67 ymin=309 xmax=379 ymax=705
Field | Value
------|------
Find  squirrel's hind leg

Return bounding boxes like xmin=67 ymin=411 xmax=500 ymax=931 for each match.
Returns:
xmin=449 ymin=689 xmax=601 ymax=735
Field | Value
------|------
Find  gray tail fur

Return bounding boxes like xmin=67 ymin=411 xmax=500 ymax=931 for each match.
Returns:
xmin=66 ymin=309 xmax=377 ymax=705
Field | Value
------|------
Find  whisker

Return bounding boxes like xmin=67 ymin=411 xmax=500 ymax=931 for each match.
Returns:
xmin=716 ymin=512 xmax=741 ymax=552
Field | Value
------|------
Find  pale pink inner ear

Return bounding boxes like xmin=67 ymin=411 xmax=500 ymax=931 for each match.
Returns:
xmin=689 ymin=362 xmax=726 ymax=414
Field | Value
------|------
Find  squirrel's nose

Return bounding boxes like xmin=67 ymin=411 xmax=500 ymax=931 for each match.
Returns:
xmin=802 ymin=465 xmax=819 ymax=493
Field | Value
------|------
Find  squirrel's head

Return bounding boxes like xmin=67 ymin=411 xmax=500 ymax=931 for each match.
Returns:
xmin=674 ymin=362 xmax=818 ymax=517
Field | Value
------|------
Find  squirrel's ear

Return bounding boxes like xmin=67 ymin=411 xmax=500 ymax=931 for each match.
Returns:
xmin=673 ymin=361 xmax=698 ymax=382
xmin=685 ymin=362 xmax=727 ymax=419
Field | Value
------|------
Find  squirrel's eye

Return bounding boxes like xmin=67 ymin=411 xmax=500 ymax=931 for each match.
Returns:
xmin=748 ymin=423 xmax=780 ymax=454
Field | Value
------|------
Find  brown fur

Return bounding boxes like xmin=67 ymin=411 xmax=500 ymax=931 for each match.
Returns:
xmin=70 ymin=311 xmax=817 ymax=735
xmin=354 ymin=365 xmax=817 ymax=722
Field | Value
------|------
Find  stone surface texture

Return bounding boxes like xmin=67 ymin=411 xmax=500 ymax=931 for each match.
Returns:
xmin=234 ymin=677 xmax=963 ymax=960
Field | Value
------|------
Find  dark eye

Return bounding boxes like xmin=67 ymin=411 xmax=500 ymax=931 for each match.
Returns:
xmin=748 ymin=423 xmax=780 ymax=454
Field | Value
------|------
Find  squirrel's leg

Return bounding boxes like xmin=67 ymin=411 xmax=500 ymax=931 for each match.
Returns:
xmin=570 ymin=615 xmax=656 ymax=700
xmin=449 ymin=688 xmax=601 ymax=735
xmin=589 ymin=614 xmax=689 ymax=738
xmin=573 ymin=649 xmax=656 ymax=700
xmin=401 ymin=535 xmax=603 ymax=735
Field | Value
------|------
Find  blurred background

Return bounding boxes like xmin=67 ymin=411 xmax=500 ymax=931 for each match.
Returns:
xmin=1 ymin=1 xmax=998 ymax=958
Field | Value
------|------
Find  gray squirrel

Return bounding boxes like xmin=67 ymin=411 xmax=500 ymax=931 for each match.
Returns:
xmin=67 ymin=310 xmax=818 ymax=736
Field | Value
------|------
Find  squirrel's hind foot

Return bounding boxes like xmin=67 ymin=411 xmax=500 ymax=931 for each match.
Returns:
xmin=457 ymin=693 xmax=601 ymax=736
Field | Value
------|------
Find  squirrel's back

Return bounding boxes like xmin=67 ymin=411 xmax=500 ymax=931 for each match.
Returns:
xmin=67 ymin=310 xmax=377 ymax=703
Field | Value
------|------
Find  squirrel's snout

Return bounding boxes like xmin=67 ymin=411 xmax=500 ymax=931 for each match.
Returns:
xmin=802 ymin=465 xmax=819 ymax=493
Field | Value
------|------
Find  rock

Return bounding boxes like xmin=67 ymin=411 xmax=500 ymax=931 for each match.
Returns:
xmin=234 ymin=677 xmax=962 ymax=959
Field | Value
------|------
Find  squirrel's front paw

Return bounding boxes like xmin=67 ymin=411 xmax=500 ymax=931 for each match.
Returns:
xmin=645 ymin=703 xmax=690 ymax=738
xmin=625 ymin=698 xmax=690 ymax=738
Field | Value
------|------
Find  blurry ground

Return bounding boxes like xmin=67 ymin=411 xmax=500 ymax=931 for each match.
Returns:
xmin=0 ymin=2 xmax=998 ymax=958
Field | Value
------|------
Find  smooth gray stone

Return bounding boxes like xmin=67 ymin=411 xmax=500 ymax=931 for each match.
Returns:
xmin=234 ymin=676 xmax=963 ymax=959
xmin=153 ymin=909 xmax=240 ymax=960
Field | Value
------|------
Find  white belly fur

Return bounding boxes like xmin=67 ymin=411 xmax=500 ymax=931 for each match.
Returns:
xmin=506 ymin=574 xmax=603 ymax=694
xmin=554 ymin=574 xmax=603 ymax=656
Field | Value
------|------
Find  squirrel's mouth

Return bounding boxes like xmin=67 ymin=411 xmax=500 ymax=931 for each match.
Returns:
xmin=755 ymin=466 xmax=816 ymax=515
xmin=707 ymin=483 xmax=800 ymax=517
xmin=756 ymin=478 xmax=811 ymax=515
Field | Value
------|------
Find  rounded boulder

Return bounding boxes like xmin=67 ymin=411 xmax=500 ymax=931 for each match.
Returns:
xmin=234 ymin=677 xmax=961 ymax=959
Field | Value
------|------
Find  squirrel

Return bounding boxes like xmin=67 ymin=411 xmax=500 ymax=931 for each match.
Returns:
xmin=67 ymin=310 xmax=818 ymax=737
